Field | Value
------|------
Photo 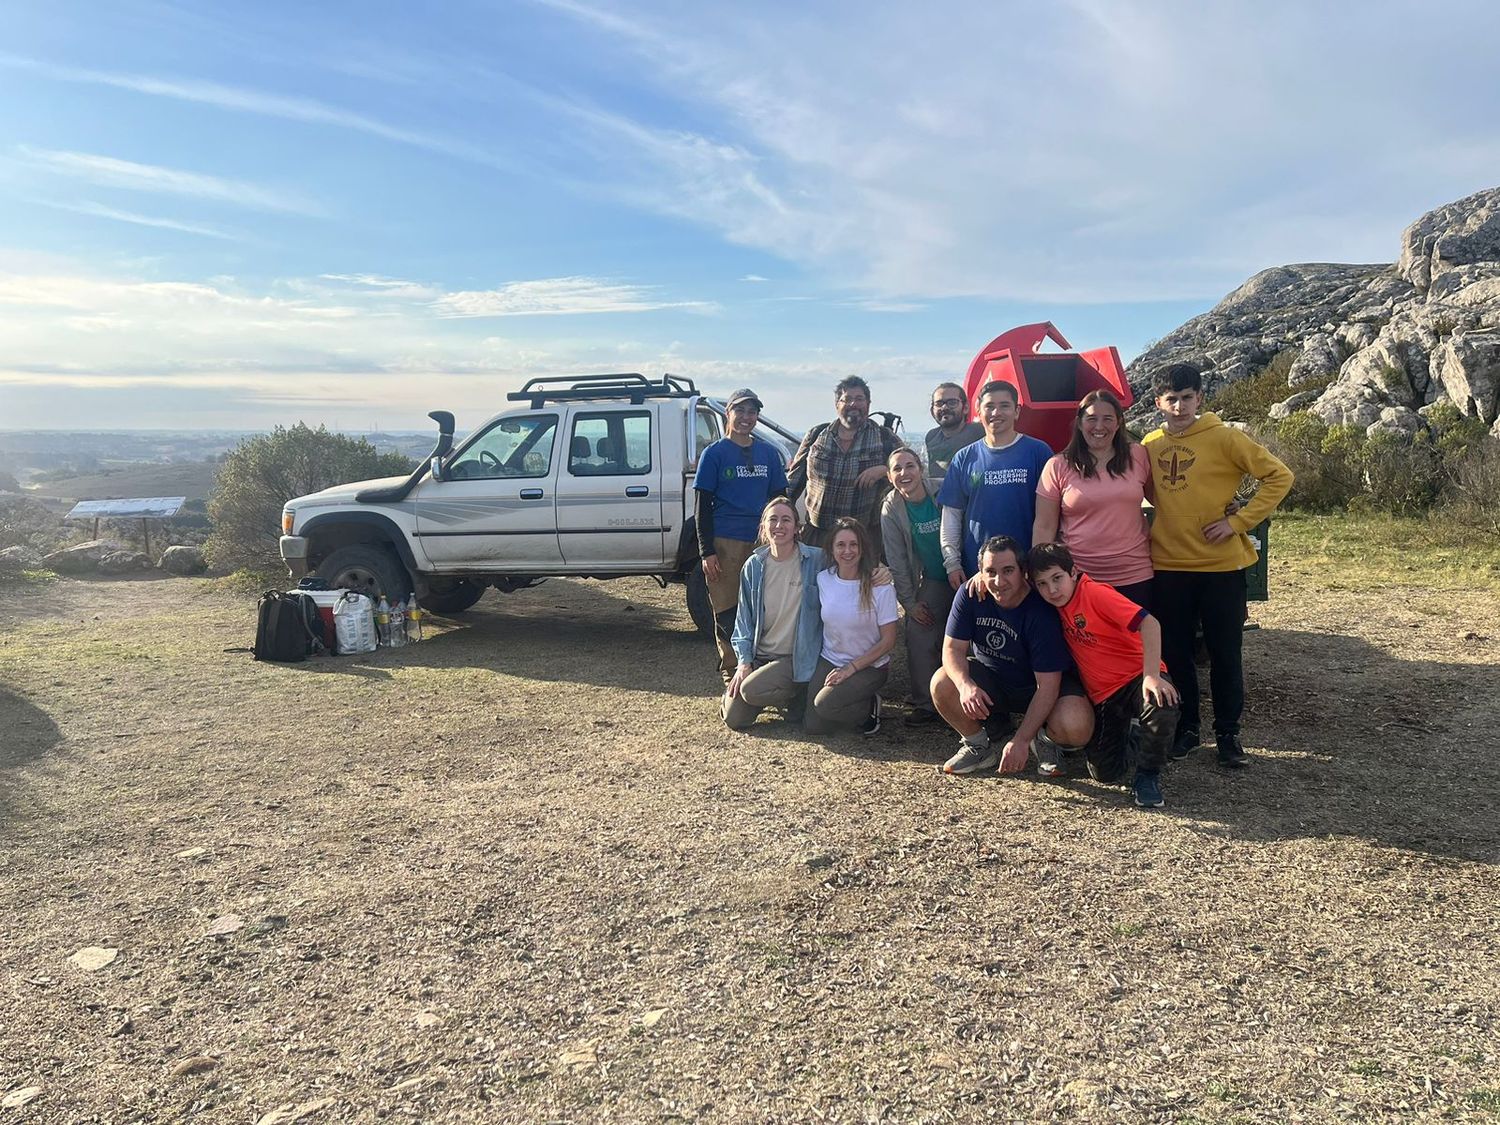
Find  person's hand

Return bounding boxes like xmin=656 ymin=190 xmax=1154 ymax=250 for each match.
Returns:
xmin=957 ymin=679 xmax=992 ymax=720
xmin=856 ymin=464 xmax=887 ymax=489
xmin=911 ymin=601 xmax=934 ymax=627
xmin=965 ymin=573 xmax=986 ymax=599
xmin=701 ymin=555 xmax=722 ymax=583
xmin=1224 ymin=498 xmax=1244 ymax=517
xmin=1143 ymin=673 xmax=1179 ymax=708
xmin=726 ymin=662 xmax=753 ymax=697
xmin=948 ymin=569 xmax=965 ymax=592
xmin=872 ymin=564 xmax=893 ymax=587
xmin=1201 ymin=518 xmax=1235 ymax=544
xmin=824 ymin=664 xmax=855 ymax=688
xmin=998 ymin=739 xmax=1030 ymax=774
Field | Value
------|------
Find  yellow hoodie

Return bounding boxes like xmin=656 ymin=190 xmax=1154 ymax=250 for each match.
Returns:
xmin=1142 ymin=412 xmax=1293 ymax=572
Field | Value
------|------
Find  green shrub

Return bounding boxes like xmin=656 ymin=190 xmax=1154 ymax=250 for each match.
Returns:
xmin=1443 ymin=436 xmax=1500 ymax=534
xmin=205 ymin=424 xmax=413 ymax=573
xmin=1209 ymin=349 xmax=1302 ymax=423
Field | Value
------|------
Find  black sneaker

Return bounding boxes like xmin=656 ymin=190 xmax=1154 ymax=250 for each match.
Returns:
xmin=1217 ymin=733 xmax=1249 ymax=768
xmin=861 ymin=694 xmax=882 ymax=737
xmin=904 ymin=707 xmax=942 ymax=727
xmin=1169 ymin=727 xmax=1200 ymax=761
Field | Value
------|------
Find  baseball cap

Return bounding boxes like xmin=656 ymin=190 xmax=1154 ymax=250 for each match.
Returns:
xmin=725 ymin=388 xmax=763 ymax=412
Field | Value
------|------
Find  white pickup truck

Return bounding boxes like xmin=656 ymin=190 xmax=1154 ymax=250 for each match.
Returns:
xmin=278 ymin=374 xmax=801 ymax=629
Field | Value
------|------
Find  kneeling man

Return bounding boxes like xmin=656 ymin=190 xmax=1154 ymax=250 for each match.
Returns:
xmin=931 ymin=535 xmax=1094 ymax=775
xmin=1029 ymin=542 xmax=1180 ymax=809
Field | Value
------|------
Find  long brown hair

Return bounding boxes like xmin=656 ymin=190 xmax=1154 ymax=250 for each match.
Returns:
xmin=821 ymin=516 xmax=877 ymax=611
xmin=1063 ymin=389 xmax=1132 ymax=478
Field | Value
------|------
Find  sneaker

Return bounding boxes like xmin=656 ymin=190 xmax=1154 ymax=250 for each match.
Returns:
xmin=942 ymin=739 xmax=998 ymax=775
xmin=904 ymin=707 xmax=942 ymax=727
xmin=1216 ymin=733 xmax=1250 ymax=768
xmin=1133 ymin=771 xmax=1165 ymax=808
xmin=1168 ymin=727 xmax=1200 ymax=761
xmin=861 ymin=694 xmax=882 ymax=736
xmin=1033 ymin=732 xmax=1065 ymax=779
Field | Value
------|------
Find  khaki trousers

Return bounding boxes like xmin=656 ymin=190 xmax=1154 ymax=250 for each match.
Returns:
xmin=706 ymin=537 xmax=757 ymax=679
xmin=721 ymin=657 xmax=799 ymax=730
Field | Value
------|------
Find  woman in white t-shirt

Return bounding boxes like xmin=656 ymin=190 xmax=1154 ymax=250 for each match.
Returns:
xmin=804 ymin=517 xmax=899 ymax=735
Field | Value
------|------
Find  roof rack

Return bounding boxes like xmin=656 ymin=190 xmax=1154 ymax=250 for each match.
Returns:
xmin=506 ymin=372 xmax=699 ymax=408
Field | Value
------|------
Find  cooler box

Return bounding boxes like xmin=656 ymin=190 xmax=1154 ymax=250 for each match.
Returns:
xmin=300 ymin=589 xmax=345 ymax=651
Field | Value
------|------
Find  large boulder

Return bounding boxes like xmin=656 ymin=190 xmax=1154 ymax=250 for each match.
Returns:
xmin=1430 ymin=331 xmax=1500 ymax=426
xmin=1366 ymin=406 xmax=1424 ymax=441
xmin=97 ymin=551 xmax=151 ymax=575
xmin=1312 ymin=382 xmax=1387 ymax=429
xmin=0 ymin=545 xmax=44 ymax=571
xmin=1287 ymin=332 xmax=1343 ymax=387
xmin=159 ymin=545 xmax=207 ymax=575
xmin=43 ymin=539 xmax=129 ymax=575
xmin=1269 ymin=390 xmax=1321 ymax=420
xmin=1397 ymin=186 xmax=1500 ymax=293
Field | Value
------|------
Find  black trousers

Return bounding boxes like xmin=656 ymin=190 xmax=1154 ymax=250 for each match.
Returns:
xmin=1085 ymin=674 xmax=1178 ymax=782
xmin=1152 ymin=569 xmax=1247 ymax=737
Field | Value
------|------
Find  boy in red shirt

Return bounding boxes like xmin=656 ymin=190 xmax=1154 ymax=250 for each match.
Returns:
xmin=1028 ymin=542 xmax=1180 ymax=808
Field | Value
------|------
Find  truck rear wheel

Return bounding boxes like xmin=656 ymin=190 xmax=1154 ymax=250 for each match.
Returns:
xmin=685 ymin=564 xmax=714 ymax=637
xmin=318 ymin=544 xmax=413 ymax=603
xmin=424 ymin=579 xmax=486 ymax=614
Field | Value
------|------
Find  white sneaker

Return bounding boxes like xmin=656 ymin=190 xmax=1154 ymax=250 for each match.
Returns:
xmin=942 ymin=739 xmax=998 ymax=775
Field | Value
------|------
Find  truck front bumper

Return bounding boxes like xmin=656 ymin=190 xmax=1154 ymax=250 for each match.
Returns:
xmin=280 ymin=535 xmax=310 ymax=577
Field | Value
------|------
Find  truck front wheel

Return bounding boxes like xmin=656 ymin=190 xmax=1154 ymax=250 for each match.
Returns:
xmin=685 ymin=564 xmax=714 ymax=637
xmin=318 ymin=544 xmax=413 ymax=603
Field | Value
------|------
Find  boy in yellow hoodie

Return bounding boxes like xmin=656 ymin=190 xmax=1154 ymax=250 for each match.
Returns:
xmin=1143 ymin=363 xmax=1292 ymax=767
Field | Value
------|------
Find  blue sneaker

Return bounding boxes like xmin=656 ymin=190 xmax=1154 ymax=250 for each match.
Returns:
xmin=1133 ymin=771 xmax=1165 ymax=809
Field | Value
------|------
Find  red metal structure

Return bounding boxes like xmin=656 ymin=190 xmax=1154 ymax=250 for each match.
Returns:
xmin=961 ymin=322 xmax=1133 ymax=452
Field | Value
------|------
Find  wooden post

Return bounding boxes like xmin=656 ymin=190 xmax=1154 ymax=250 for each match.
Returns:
xmin=142 ymin=518 xmax=151 ymax=561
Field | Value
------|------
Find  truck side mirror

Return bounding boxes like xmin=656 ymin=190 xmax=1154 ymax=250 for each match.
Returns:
xmin=430 ymin=455 xmax=446 ymax=482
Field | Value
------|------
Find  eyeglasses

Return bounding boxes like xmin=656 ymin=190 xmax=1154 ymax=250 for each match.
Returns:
xmin=932 ymin=397 xmax=964 ymax=409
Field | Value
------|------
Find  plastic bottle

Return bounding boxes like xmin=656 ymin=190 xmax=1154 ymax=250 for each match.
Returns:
xmin=388 ymin=596 xmax=406 ymax=648
xmin=375 ymin=595 xmax=390 ymax=646
xmin=405 ymin=595 xmax=423 ymax=643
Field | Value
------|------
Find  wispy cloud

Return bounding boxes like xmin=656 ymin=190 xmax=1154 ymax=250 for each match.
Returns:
xmin=18 ymin=146 xmax=316 ymax=214
xmin=31 ymin=199 xmax=245 ymax=241
xmin=739 ymin=274 xmax=769 ymax=282
xmin=432 ymin=277 xmax=715 ymax=318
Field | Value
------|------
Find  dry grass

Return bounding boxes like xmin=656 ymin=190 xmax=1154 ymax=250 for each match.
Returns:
xmin=1 ymin=531 xmax=1498 ymax=1122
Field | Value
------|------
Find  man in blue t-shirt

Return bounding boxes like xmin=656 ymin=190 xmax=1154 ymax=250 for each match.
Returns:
xmin=937 ymin=380 xmax=1053 ymax=578
xmin=693 ymin=388 xmax=789 ymax=679
xmin=930 ymin=535 xmax=1094 ymax=776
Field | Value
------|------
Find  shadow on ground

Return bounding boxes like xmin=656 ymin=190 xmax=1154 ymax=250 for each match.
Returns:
xmin=0 ymin=684 xmax=62 ymax=823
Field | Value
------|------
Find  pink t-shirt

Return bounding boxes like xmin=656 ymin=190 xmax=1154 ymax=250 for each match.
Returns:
xmin=1036 ymin=446 xmax=1153 ymax=585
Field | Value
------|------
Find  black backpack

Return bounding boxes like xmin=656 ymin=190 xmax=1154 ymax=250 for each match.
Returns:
xmin=253 ymin=591 xmax=325 ymax=663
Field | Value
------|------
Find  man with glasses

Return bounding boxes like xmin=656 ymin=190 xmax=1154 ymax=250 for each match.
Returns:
xmin=694 ymin=388 xmax=789 ymax=681
xmin=938 ymin=380 xmax=1053 ymax=580
xmin=787 ymin=376 xmax=902 ymax=550
xmin=924 ymin=382 xmax=984 ymax=487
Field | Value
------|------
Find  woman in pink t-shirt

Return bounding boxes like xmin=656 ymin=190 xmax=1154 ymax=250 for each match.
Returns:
xmin=1033 ymin=390 xmax=1155 ymax=610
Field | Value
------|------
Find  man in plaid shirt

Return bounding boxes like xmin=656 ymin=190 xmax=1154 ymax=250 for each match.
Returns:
xmin=787 ymin=376 xmax=902 ymax=551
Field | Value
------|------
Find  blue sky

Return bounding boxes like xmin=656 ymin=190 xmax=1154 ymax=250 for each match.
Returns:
xmin=1 ymin=0 xmax=1497 ymax=434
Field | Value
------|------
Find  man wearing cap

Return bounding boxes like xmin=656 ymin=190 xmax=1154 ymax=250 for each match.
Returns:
xmin=694 ymin=389 xmax=789 ymax=681
xmin=786 ymin=376 xmax=902 ymax=551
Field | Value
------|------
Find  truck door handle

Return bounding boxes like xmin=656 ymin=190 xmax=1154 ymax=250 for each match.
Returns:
xmin=519 ymin=488 xmax=545 ymax=499
xmin=625 ymin=486 xmax=650 ymax=497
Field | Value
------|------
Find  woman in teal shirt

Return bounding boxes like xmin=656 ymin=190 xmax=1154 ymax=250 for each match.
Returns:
xmin=879 ymin=446 xmax=954 ymax=725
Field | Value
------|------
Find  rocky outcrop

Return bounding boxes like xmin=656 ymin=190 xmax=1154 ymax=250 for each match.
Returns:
xmin=159 ymin=545 xmax=207 ymax=575
xmin=0 ymin=545 xmax=43 ymax=571
xmin=1128 ymin=186 xmax=1500 ymax=441
xmin=42 ymin=539 xmax=129 ymax=574
xmin=97 ymin=551 xmax=151 ymax=575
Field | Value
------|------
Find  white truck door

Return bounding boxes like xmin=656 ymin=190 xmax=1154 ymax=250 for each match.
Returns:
xmin=557 ymin=407 xmax=667 ymax=568
xmin=413 ymin=412 xmax=563 ymax=568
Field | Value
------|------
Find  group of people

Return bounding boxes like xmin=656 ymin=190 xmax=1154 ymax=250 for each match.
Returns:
xmin=693 ymin=365 xmax=1293 ymax=809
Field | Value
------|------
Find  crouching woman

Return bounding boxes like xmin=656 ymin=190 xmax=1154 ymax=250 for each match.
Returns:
xmin=804 ymin=517 xmax=899 ymax=735
xmin=722 ymin=497 xmax=824 ymax=729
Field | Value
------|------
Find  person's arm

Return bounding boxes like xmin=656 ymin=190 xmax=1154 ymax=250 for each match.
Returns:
xmin=1000 ymin=671 xmax=1061 ymax=773
xmin=879 ymin=505 xmax=919 ymax=613
xmin=824 ymin=621 xmax=898 ymax=686
xmin=940 ymin=505 xmax=965 ymax=586
xmin=694 ymin=489 xmax=720 ymax=581
xmin=1138 ymin=613 xmax=1180 ymax=708
xmin=768 ymin=444 xmax=789 ymax=497
xmin=941 ymin=635 xmax=990 ymax=720
xmin=784 ymin=429 xmax=816 ymax=504
xmin=1203 ymin=434 xmax=1294 ymax=543
xmin=728 ymin=562 xmax=758 ymax=676
xmin=1032 ymin=492 xmax=1060 ymax=548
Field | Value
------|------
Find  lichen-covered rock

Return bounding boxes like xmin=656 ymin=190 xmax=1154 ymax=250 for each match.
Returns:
xmin=0 ymin=545 xmax=44 ymax=571
xmin=43 ymin=539 xmax=129 ymax=575
xmin=1269 ymin=390 xmax=1322 ymax=420
xmin=159 ymin=545 xmax=207 ymax=575
xmin=1366 ymin=406 xmax=1424 ymax=441
xmin=1287 ymin=333 xmax=1343 ymax=387
xmin=1398 ymin=186 xmax=1500 ymax=293
xmin=1431 ymin=331 xmax=1500 ymax=425
xmin=97 ymin=551 xmax=151 ymax=575
xmin=1312 ymin=382 xmax=1387 ymax=429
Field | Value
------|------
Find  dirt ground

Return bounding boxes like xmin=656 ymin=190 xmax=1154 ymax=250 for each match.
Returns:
xmin=1 ymin=556 xmax=1497 ymax=1123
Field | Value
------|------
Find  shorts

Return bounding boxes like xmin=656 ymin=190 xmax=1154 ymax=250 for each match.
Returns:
xmin=967 ymin=659 xmax=1085 ymax=730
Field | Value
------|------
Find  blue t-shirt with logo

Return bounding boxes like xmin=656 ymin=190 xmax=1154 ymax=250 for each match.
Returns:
xmin=944 ymin=584 xmax=1071 ymax=694
xmin=936 ymin=434 xmax=1054 ymax=575
xmin=692 ymin=436 xmax=788 ymax=543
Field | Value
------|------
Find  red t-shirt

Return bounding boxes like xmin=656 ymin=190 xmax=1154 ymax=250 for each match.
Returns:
xmin=1055 ymin=573 xmax=1163 ymax=704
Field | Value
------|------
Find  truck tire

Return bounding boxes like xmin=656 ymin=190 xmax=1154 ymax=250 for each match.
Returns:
xmin=424 ymin=579 xmax=486 ymax=614
xmin=685 ymin=563 xmax=714 ymax=637
xmin=318 ymin=544 xmax=413 ymax=602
